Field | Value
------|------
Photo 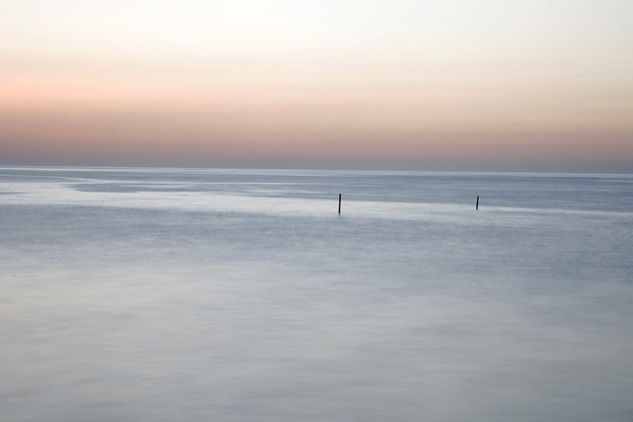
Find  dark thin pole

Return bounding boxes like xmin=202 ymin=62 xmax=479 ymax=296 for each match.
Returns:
xmin=476 ymin=195 xmax=479 ymax=210
xmin=338 ymin=194 xmax=342 ymax=215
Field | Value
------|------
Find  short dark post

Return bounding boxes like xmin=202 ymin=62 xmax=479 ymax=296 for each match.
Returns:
xmin=338 ymin=194 xmax=342 ymax=215
xmin=476 ymin=195 xmax=479 ymax=210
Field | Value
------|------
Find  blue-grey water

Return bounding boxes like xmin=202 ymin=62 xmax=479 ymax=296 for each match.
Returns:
xmin=1 ymin=166 xmax=633 ymax=421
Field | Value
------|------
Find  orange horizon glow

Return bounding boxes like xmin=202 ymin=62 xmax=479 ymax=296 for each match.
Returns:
xmin=1 ymin=1 xmax=632 ymax=171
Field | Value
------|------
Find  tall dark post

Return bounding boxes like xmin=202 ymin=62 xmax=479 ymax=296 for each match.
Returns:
xmin=338 ymin=194 xmax=342 ymax=215
xmin=476 ymin=195 xmax=479 ymax=210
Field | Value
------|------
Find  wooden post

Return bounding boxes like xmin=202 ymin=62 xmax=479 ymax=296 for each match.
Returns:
xmin=476 ymin=195 xmax=479 ymax=210
xmin=338 ymin=194 xmax=342 ymax=215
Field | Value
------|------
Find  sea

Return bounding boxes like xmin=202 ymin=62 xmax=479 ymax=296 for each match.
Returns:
xmin=1 ymin=166 xmax=633 ymax=421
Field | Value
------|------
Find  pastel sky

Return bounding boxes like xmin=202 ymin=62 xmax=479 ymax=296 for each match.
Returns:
xmin=1 ymin=0 xmax=632 ymax=171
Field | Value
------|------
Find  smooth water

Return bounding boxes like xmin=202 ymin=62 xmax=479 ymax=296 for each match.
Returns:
xmin=1 ymin=167 xmax=633 ymax=421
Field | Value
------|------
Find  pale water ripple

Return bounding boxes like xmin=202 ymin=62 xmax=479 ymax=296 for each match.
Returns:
xmin=1 ymin=167 xmax=633 ymax=421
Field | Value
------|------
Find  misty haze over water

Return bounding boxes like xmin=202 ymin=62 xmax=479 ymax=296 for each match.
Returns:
xmin=1 ymin=167 xmax=633 ymax=421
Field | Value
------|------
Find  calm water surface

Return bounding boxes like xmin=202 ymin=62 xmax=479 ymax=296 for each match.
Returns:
xmin=1 ymin=167 xmax=633 ymax=421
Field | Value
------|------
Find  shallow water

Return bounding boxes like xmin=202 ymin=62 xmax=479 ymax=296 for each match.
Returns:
xmin=1 ymin=167 xmax=633 ymax=421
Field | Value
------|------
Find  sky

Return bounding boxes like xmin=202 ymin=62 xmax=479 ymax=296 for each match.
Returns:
xmin=1 ymin=0 xmax=632 ymax=171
